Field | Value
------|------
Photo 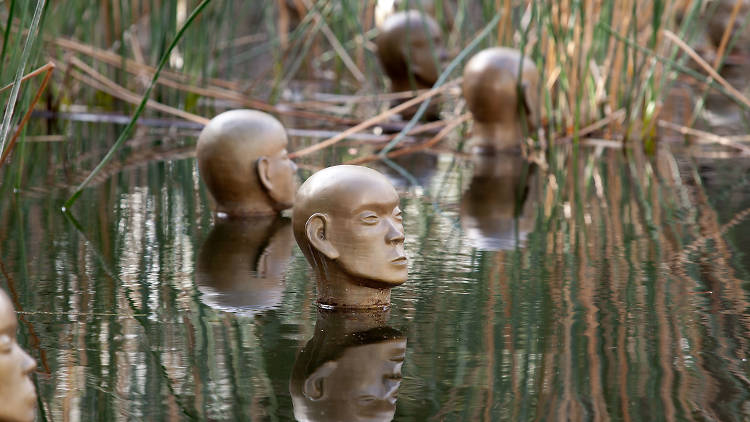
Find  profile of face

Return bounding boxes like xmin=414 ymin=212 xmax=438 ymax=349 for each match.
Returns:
xmin=196 ymin=109 xmax=298 ymax=217
xmin=376 ymin=10 xmax=446 ymax=93
xmin=195 ymin=216 xmax=294 ymax=315
xmin=290 ymin=311 xmax=406 ymax=422
xmin=460 ymin=152 xmax=537 ymax=251
xmin=462 ymin=48 xmax=540 ymax=151
xmin=0 ymin=289 xmax=37 ymax=422
xmin=293 ymin=165 xmax=407 ymax=309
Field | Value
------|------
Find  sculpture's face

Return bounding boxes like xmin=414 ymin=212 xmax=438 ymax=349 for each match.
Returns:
xmin=0 ymin=293 xmax=37 ymax=422
xmin=328 ymin=179 xmax=407 ymax=286
xmin=404 ymin=21 xmax=442 ymax=87
xmin=265 ymin=147 xmax=298 ymax=210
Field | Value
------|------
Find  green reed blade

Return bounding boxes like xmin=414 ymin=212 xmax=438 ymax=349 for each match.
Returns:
xmin=0 ymin=0 xmax=45 ymax=165
xmin=0 ymin=0 xmax=17 ymax=68
xmin=63 ymin=0 xmax=212 ymax=210
xmin=599 ymin=22 xmax=750 ymax=112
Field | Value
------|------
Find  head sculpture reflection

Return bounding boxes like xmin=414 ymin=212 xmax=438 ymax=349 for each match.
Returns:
xmin=290 ymin=309 xmax=406 ymax=422
xmin=462 ymin=47 xmax=540 ymax=152
xmin=0 ymin=288 xmax=37 ymax=422
xmin=196 ymin=109 xmax=298 ymax=218
xmin=195 ymin=216 xmax=294 ymax=316
xmin=376 ymin=10 xmax=446 ymax=120
xmin=292 ymin=165 xmax=407 ymax=309
xmin=460 ymin=152 xmax=537 ymax=251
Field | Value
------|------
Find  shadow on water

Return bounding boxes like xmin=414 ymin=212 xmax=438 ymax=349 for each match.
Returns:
xmin=1 ymin=116 xmax=749 ymax=420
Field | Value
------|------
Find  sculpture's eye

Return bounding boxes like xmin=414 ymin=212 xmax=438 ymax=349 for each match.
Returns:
xmin=0 ymin=334 xmax=12 ymax=354
xmin=393 ymin=207 xmax=403 ymax=222
xmin=360 ymin=212 xmax=379 ymax=225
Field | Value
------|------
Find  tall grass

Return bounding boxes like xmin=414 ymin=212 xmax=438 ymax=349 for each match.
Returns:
xmin=0 ymin=0 xmax=747 ymax=199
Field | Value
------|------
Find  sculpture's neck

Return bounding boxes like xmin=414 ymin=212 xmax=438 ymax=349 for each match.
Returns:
xmin=215 ymin=197 xmax=277 ymax=218
xmin=315 ymin=307 xmax=391 ymax=334
xmin=471 ymin=121 xmax=523 ymax=152
xmin=390 ymin=78 xmax=432 ymax=94
xmin=313 ymin=261 xmax=392 ymax=310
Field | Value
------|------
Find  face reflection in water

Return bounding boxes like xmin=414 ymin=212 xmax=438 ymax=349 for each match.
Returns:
xmin=0 ymin=290 xmax=37 ymax=422
xmin=312 ymin=340 xmax=405 ymax=421
xmin=290 ymin=313 xmax=406 ymax=422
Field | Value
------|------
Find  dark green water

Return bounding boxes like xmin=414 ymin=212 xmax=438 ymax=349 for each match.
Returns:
xmin=1 ymin=122 xmax=749 ymax=421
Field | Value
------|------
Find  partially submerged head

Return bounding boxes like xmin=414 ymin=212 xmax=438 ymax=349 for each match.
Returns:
xmin=290 ymin=309 xmax=406 ymax=422
xmin=0 ymin=289 xmax=37 ymax=422
xmin=462 ymin=47 xmax=540 ymax=151
xmin=195 ymin=216 xmax=294 ymax=315
xmin=197 ymin=109 xmax=298 ymax=217
xmin=376 ymin=10 xmax=445 ymax=93
xmin=292 ymin=165 xmax=407 ymax=309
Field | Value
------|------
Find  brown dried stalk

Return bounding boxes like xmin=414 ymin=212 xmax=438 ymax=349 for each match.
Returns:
xmin=289 ymin=78 xmax=462 ymax=158
xmin=0 ymin=61 xmax=55 ymax=168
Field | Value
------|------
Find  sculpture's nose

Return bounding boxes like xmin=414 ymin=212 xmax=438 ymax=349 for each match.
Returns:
xmin=438 ymin=47 xmax=449 ymax=63
xmin=385 ymin=218 xmax=405 ymax=243
xmin=19 ymin=346 xmax=36 ymax=374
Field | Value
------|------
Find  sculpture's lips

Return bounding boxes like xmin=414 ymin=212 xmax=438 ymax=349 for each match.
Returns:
xmin=391 ymin=256 xmax=407 ymax=266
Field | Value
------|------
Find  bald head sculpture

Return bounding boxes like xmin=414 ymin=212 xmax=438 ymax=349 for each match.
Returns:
xmin=196 ymin=109 xmax=298 ymax=217
xmin=462 ymin=47 xmax=540 ymax=152
xmin=292 ymin=165 xmax=407 ymax=309
xmin=376 ymin=11 xmax=446 ymax=120
xmin=0 ymin=289 xmax=37 ymax=422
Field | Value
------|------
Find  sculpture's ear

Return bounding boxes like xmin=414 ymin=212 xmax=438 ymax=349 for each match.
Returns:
xmin=257 ymin=156 xmax=275 ymax=194
xmin=303 ymin=361 xmax=338 ymax=401
xmin=305 ymin=213 xmax=339 ymax=260
xmin=521 ymin=80 xmax=540 ymax=130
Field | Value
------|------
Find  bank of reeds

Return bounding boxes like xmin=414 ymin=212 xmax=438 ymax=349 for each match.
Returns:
xmin=0 ymin=0 xmax=748 ymax=202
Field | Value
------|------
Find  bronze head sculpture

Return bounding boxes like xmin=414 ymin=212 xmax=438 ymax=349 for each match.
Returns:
xmin=460 ymin=152 xmax=537 ymax=250
xmin=375 ymin=10 xmax=446 ymax=120
xmin=290 ymin=309 xmax=406 ymax=422
xmin=462 ymin=47 xmax=540 ymax=152
xmin=196 ymin=109 xmax=298 ymax=218
xmin=292 ymin=165 xmax=407 ymax=309
xmin=0 ymin=288 xmax=37 ymax=422
xmin=195 ymin=216 xmax=295 ymax=315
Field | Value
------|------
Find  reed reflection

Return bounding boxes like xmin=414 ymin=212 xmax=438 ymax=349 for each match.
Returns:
xmin=377 ymin=151 xmax=438 ymax=190
xmin=290 ymin=310 xmax=406 ymax=422
xmin=195 ymin=216 xmax=294 ymax=315
xmin=460 ymin=151 xmax=537 ymax=250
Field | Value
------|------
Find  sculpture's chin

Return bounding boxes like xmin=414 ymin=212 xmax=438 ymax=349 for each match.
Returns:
xmin=367 ymin=267 xmax=409 ymax=287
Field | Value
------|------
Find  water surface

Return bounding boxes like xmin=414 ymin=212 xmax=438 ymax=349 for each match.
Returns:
xmin=1 ymin=125 xmax=749 ymax=421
